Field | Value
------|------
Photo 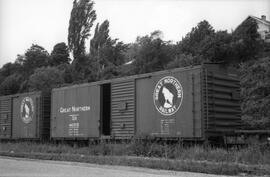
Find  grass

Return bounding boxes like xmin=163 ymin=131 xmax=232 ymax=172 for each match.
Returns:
xmin=0 ymin=140 xmax=270 ymax=175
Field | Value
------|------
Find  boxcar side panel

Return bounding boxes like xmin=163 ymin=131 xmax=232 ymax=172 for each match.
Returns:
xmin=51 ymin=85 xmax=100 ymax=139
xmin=111 ymin=80 xmax=135 ymax=139
xmin=136 ymin=68 xmax=202 ymax=139
xmin=203 ymin=64 xmax=242 ymax=136
xmin=12 ymin=93 xmax=41 ymax=139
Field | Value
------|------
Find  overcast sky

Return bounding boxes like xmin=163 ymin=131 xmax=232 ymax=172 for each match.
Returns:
xmin=0 ymin=0 xmax=269 ymax=67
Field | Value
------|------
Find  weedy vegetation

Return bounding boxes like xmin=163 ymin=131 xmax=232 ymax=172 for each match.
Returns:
xmin=0 ymin=140 xmax=269 ymax=175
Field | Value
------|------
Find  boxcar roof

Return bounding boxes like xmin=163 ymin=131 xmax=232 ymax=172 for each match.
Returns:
xmin=0 ymin=91 xmax=41 ymax=99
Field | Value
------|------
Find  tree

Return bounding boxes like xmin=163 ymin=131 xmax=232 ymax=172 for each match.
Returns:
xmin=68 ymin=0 xmax=96 ymax=60
xmin=234 ymin=18 xmax=260 ymax=41
xmin=28 ymin=67 xmax=64 ymax=93
xmin=57 ymin=63 xmax=74 ymax=84
xmin=232 ymin=18 xmax=262 ymax=62
xmin=21 ymin=44 xmax=50 ymax=76
xmin=90 ymin=20 xmax=111 ymax=73
xmin=198 ymin=30 xmax=233 ymax=63
xmin=0 ymin=45 xmax=50 ymax=93
xmin=72 ymin=54 xmax=91 ymax=82
xmin=179 ymin=20 xmax=215 ymax=56
xmin=90 ymin=20 xmax=127 ymax=67
xmin=129 ymin=31 xmax=173 ymax=74
xmin=0 ymin=61 xmax=23 ymax=92
xmin=90 ymin=20 xmax=110 ymax=56
xmin=89 ymin=20 xmax=127 ymax=80
xmin=50 ymin=42 xmax=71 ymax=66
xmin=0 ymin=62 xmax=22 ymax=80
xmin=0 ymin=74 xmax=23 ymax=95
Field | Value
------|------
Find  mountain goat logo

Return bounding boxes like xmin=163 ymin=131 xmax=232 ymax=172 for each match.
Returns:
xmin=20 ymin=97 xmax=34 ymax=124
xmin=153 ymin=76 xmax=183 ymax=116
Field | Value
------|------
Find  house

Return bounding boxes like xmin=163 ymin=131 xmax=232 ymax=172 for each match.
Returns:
xmin=242 ymin=15 xmax=270 ymax=42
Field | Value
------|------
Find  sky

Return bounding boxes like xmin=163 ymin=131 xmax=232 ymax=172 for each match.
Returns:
xmin=0 ymin=0 xmax=269 ymax=67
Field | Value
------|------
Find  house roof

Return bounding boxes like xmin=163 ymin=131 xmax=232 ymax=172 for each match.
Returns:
xmin=247 ymin=15 xmax=270 ymax=26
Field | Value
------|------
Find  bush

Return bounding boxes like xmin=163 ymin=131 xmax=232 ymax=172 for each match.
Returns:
xmin=240 ymin=57 xmax=270 ymax=129
xmin=0 ymin=74 xmax=23 ymax=95
xmin=28 ymin=66 xmax=65 ymax=92
xmin=1 ymin=141 xmax=270 ymax=165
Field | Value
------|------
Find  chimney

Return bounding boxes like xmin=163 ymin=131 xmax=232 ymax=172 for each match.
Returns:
xmin=261 ymin=15 xmax=266 ymax=21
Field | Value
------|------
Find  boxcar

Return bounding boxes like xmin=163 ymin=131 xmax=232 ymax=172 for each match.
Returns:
xmin=51 ymin=64 xmax=242 ymax=142
xmin=134 ymin=64 xmax=241 ymax=142
xmin=51 ymin=84 xmax=100 ymax=140
xmin=0 ymin=91 xmax=50 ymax=140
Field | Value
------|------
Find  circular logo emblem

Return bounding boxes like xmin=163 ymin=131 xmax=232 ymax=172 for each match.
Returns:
xmin=20 ymin=97 xmax=34 ymax=124
xmin=153 ymin=76 xmax=183 ymax=116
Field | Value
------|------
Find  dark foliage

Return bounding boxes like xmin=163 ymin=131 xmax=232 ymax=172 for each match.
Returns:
xmin=28 ymin=67 xmax=65 ymax=93
xmin=178 ymin=20 xmax=215 ymax=56
xmin=68 ymin=0 xmax=96 ymax=60
xmin=0 ymin=74 xmax=23 ymax=95
xmin=240 ymin=57 xmax=270 ymax=129
xmin=198 ymin=30 xmax=233 ymax=63
xmin=89 ymin=20 xmax=127 ymax=80
xmin=20 ymin=44 xmax=50 ymax=76
xmin=232 ymin=18 xmax=262 ymax=62
xmin=127 ymin=31 xmax=174 ymax=74
xmin=166 ymin=54 xmax=204 ymax=69
xmin=50 ymin=42 xmax=71 ymax=66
